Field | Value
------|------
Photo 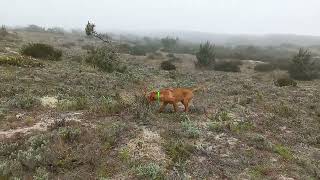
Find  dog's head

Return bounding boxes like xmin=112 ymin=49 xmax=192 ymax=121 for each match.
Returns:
xmin=147 ymin=91 xmax=157 ymax=102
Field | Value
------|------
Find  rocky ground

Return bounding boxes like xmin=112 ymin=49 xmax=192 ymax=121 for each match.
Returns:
xmin=0 ymin=31 xmax=319 ymax=179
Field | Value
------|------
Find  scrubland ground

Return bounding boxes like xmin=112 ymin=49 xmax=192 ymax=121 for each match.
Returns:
xmin=0 ymin=31 xmax=319 ymax=179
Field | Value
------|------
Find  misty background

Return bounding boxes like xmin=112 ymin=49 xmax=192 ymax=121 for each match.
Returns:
xmin=1 ymin=0 xmax=320 ymax=46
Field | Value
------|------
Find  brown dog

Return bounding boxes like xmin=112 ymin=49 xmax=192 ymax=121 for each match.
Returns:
xmin=147 ymin=87 xmax=203 ymax=113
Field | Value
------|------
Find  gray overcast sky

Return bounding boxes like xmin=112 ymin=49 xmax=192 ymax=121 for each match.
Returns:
xmin=1 ymin=0 xmax=320 ymax=35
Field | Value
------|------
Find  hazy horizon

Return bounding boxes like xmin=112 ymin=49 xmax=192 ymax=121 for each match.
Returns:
xmin=1 ymin=0 xmax=320 ymax=36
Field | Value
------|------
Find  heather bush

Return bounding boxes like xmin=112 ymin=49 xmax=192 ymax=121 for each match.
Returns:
xmin=21 ymin=43 xmax=62 ymax=61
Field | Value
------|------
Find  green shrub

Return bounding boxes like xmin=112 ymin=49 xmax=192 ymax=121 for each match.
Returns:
xmin=10 ymin=94 xmax=40 ymax=110
xmin=288 ymin=48 xmax=319 ymax=80
xmin=58 ymin=127 xmax=81 ymax=143
xmin=195 ymin=41 xmax=215 ymax=68
xmin=214 ymin=60 xmax=241 ymax=72
xmin=21 ymin=43 xmax=62 ymax=61
xmin=85 ymin=45 xmax=126 ymax=73
xmin=0 ymin=55 xmax=44 ymax=67
xmin=254 ymin=63 xmax=276 ymax=72
xmin=181 ymin=115 xmax=200 ymax=138
xmin=274 ymin=77 xmax=297 ymax=87
xmin=160 ymin=60 xmax=176 ymax=71
xmin=130 ymin=45 xmax=148 ymax=56
xmin=58 ymin=96 xmax=88 ymax=111
xmin=136 ymin=163 xmax=163 ymax=180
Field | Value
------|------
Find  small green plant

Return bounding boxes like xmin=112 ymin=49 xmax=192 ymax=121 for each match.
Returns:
xmin=118 ymin=148 xmax=130 ymax=163
xmin=136 ymin=163 xmax=163 ymax=180
xmin=58 ymin=127 xmax=81 ymax=143
xmin=249 ymin=164 xmax=271 ymax=179
xmin=273 ymin=144 xmax=293 ymax=160
xmin=21 ymin=43 xmax=62 ymax=61
xmin=271 ymin=102 xmax=296 ymax=118
xmin=160 ymin=60 xmax=176 ymax=71
xmin=195 ymin=41 xmax=215 ymax=68
xmin=274 ymin=77 xmax=297 ymax=87
xmin=181 ymin=115 xmax=200 ymax=138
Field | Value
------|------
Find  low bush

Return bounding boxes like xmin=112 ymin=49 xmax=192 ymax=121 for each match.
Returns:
xmin=136 ymin=163 xmax=163 ymax=180
xmin=160 ymin=60 xmax=176 ymax=71
xmin=0 ymin=25 xmax=9 ymax=37
xmin=254 ymin=63 xmax=276 ymax=72
xmin=288 ymin=48 xmax=319 ymax=80
xmin=0 ymin=55 xmax=44 ymax=67
xmin=85 ymin=45 xmax=126 ymax=73
xmin=214 ymin=60 xmax=241 ymax=72
xmin=274 ymin=77 xmax=297 ymax=87
xmin=21 ymin=43 xmax=62 ymax=61
xmin=10 ymin=94 xmax=40 ymax=110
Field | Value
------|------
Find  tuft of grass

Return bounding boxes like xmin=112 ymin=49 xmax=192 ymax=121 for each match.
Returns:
xmin=164 ymin=140 xmax=194 ymax=164
xmin=273 ymin=144 xmax=294 ymax=160
xmin=181 ymin=115 xmax=200 ymax=138
xmin=249 ymin=164 xmax=272 ymax=179
xmin=230 ymin=121 xmax=254 ymax=134
xmin=57 ymin=96 xmax=88 ymax=111
xmin=136 ymin=163 xmax=163 ymax=180
xmin=99 ymin=122 xmax=128 ymax=149
xmin=0 ymin=55 xmax=44 ymax=67
xmin=21 ymin=43 xmax=62 ymax=61
xmin=208 ymin=122 xmax=225 ymax=132
xmin=271 ymin=102 xmax=296 ymax=118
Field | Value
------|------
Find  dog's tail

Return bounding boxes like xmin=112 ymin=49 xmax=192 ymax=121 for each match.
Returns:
xmin=191 ymin=84 xmax=207 ymax=92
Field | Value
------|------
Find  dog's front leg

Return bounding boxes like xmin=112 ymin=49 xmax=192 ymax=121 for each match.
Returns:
xmin=173 ymin=103 xmax=178 ymax=112
xmin=159 ymin=102 xmax=168 ymax=113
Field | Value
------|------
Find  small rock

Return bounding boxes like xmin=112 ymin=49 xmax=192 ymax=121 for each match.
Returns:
xmin=15 ymin=113 xmax=25 ymax=119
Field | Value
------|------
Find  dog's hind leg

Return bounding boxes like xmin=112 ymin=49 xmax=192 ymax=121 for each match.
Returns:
xmin=172 ymin=103 xmax=178 ymax=112
xmin=182 ymin=100 xmax=189 ymax=112
xmin=159 ymin=102 xmax=168 ymax=113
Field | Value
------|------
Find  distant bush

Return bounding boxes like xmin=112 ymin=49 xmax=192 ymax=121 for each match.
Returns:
xmin=274 ymin=77 xmax=297 ymax=87
xmin=21 ymin=43 xmax=62 ymax=60
xmin=0 ymin=25 xmax=8 ymax=37
xmin=24 ymin=25 xmax=46 ymax=32
xmin=0 ymin=55 xmax=44 ymax=67
xmin=288 ymin=48 xmax=319 ymax=80
xmin=85 ymin=45 xmax=126 ymax=73
xmin=46 ymin=27 xmax=65 ymax=34
xmin=254 ymin=63 xmax=276 ymax=72
xmin=195 ymin=41 xmax=216 ymax=68
xmin=214 ymin=60 xmax=241 ymax=72
xmin=161 ymin=36 xmax=178 ymax=51
xmin=160 ymin=60 xmax=176 ymax=71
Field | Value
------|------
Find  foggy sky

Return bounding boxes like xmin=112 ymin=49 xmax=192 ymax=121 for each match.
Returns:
xmin=1 ymin=0 xmax=320 ymax=36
